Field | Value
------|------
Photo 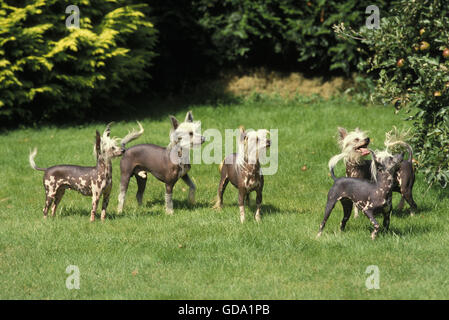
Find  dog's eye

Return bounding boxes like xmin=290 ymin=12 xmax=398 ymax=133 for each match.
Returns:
xmin=189 ymin=132 xmax=193 ymax=136
xmin=355 ymin=138 xmax=359 ymax=142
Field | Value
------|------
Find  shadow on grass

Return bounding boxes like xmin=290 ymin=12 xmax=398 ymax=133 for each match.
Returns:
xmin=391 ymin=204 xmax=430 ymax=218
xmin=57 ymin=205 xmax=160 ymax=220
xmin=58 ymin=207 xmax=91 ymax=219
xmin=145 ymin=198 xmax=213 ymax=210
xmin=348 ymin=223 xmax=434 ymax=238
xmin=214 ymin=199 xmax=303 ymax=216
xmin=385 ymin=224 xmax=434 ymax=237
xmin=1 ymin=79 xmax=243 ymax=132
xmin=435 ymin=186 xmax=449 ymax=200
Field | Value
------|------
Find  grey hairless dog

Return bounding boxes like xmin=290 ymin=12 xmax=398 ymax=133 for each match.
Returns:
xmin=318 ymin=149 xmax=404 ymax=240
xmin=117 ymin=111 xmax=205 ymax=214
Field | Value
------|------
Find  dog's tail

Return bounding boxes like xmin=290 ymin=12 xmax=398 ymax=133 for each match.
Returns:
xmin=385 ymin=139 xmax=413 ymax=162
xmin=218 ymin=159 xmax=224 ymax=173
xmin=121 ymin=121 xmax=144 ymax=150
xmin=400 ymin=142 xmax=413 ymax=163
xmin=29 ymin=148 xmax=46 ymax=171
xmin=384 ymin=126 xmax=413 ymax=160
xmin=328 ymin=153 xmax=345 ymax=181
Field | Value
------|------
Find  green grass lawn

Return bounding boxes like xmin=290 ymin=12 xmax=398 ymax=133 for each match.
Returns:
xmin=1 ymin=96 xmax=448 ymax=299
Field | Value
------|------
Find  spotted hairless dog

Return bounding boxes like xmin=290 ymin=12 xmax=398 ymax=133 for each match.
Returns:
xmin=214 ymin=126 xmax=271 ymax=223
xmin=29 ymin=122 xmax=143 ymax=221
xmin=318 ymin=149 xmax=404 ymax=240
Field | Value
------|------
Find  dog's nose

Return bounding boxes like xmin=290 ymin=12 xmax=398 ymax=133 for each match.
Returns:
xmin=121 ymin=147 xmax=126 ymax=153
xmin=201 ymin=136 xmax=206 ymax=144
xmin=266 ymin=139 xmax=271 ymax=147
xmin=366 ymin=138 xmax=370 ymax=144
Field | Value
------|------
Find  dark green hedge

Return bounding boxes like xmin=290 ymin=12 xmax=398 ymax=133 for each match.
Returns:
xmin=0 ymin=0 xmax=393 ymax=124
xmin=193 ymin=0 xmax=390 ymax=73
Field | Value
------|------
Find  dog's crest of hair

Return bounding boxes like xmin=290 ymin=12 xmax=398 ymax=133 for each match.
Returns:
xmin=168 ymin=120 xmax=201 ymax=149
xmin=91 ymin=126 xmax=120 ymax=160
xmin=369 ymin=149 xmax=394 ymax=182
xmin=236 ymin=129 xmax=269 ymax=171
xmin=337 ymin=127 xmax=369 ymax=165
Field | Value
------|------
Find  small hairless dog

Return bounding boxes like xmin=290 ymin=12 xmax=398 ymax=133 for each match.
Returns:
xmin=117 ymin=111 xmax=205 ymax=214
xmin=214 ymin=126 xmax=271 ymax=223
xmin=318 ymin=149 xmax=404 ymax=240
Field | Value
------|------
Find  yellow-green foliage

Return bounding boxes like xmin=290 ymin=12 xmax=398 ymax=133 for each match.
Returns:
xmin=0 ymin=0 xmax=157 ymax=120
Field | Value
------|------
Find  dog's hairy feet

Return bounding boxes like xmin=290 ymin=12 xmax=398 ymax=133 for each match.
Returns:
xmin=316 ymin=231 xmax=322 ymax=238
xmin=255 ymin=209 xmax=261 ymax=222
xmin=165 ymin=208 xmax=174 ymax=215
xmin=212 ymin=197 xmax=223 ymax=210
xmin=370 ymin=228 xmax=379 ymax=240
xmin=239 ymin=206 xmax=245 ymax=223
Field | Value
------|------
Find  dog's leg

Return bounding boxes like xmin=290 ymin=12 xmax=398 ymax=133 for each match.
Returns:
xmin=101 ymin=184 xmax=112 ymax=221
xmin=382 ymin=207 xmax=392 ymax=231
xmin=238 ymin=188 xmax=246 ymax=223
xmin=245 ymin=193 xmax=250 ymax=206
xmin=43 ymin=194 xmax=54 ymax=219
xmin=353 ymin=204 xmax=360 ymax=218
xmin=402 ymin=190 xmax=417 ymax=215
xmin=182 ymin=174 xmax=196 ymax=204
xmin=165 ymin=183 xmax=174 ymax=214
xmin=255 ymin=189 xmax=262 ymax=222
xmin=135 ymin=172 xmax=147 ymax=206
xmin=90 ymin=194 xmax=100 ymax=222
xmin=51 ymin=188 xmax=65 ymax=217
xmin=340 ymin=198 xmax=352 ymax=231
xmin=317 ymin=195 xmax=338 ymax=237
xmin=213 ymin=176 xmax=229 ymax=210
xmin=117 ymin=172 xmax=132 ymax=214
xmin=364 ymin=209 xmax=380 ymax=240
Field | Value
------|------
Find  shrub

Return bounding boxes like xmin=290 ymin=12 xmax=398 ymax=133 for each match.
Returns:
xmin=194 ymin=0 xmax=390 ymax=74
xmin=0 ymin=0 xmax=157 ymax=123
xmin=338 ymin=0 xmax=449 ymax=187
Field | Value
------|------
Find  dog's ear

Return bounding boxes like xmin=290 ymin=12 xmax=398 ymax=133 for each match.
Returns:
xmin=104 ymin=122 xmax=113 ymax=138
xmin=337 ymin=127 xmax=347 ymax=140
xmin=185 ymin=111 xmax=194 ymax=123
xmin=239 ymin=126 xmax=246 ymax=143
xmin=169 ymin=115 xmax=179 ymax=130
xmin=95 ymin=130 xmax=101 ymax=155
